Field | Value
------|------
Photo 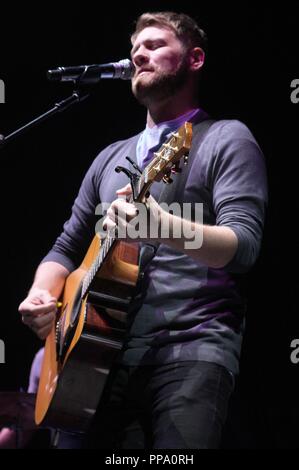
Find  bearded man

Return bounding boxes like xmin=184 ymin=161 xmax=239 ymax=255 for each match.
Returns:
xmin=19 ymin=12 xmax=268 ymax=449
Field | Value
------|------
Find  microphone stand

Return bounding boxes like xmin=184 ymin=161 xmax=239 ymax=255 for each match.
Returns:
xmin=0 ymin=88 xmax=90 ymax=149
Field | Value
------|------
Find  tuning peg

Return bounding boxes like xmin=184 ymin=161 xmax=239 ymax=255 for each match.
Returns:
xmin=162 ymin=174 xmax=173 ymax=184
xmin=163 ymin=142 xmax=178 ymax=152
xmin=171 ymin=131 xmax=179 ymax=139
xmin=171 ymin=162 xmax=182 ymax=174
xmin=184 ymin=154 xmax=189 ymax=165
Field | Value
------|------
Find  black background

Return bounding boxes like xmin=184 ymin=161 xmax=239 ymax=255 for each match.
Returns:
xmin=0 ymin=1 xmax=298 ymax=448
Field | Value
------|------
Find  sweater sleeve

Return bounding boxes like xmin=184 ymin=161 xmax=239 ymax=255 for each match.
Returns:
xmin=211 ymin=120 xmax=268 ymax=273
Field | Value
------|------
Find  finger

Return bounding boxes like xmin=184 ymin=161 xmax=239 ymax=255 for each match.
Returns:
xmin=27 ymin=290 xmax=57 ymax=306
xmin=106 ymin=207 xmax=118 ymax=223
xmin=19 ymin=300 xmax=57 ymax=318
xmin=102 ymin=215 xmax=117 ymax=231
xmin=31 ymin=311 xmax=56 ymax=329
xmin=29 ymin=319 xmax=54 ymax=340
xmin=106 ymin=200 xmax=134 ymax=221
xmin=37 ymin=324 xmax=53 ymax=340
xmin=21 ymin=309 xmax=56 ymax=328
xmin=116 ymin=183 xmax=132 ymax=196
xmin=35 ymin=292 xmax=57 ymax=304
xmin=111 ymin=199 xmax=138 ymax=218
xmin=21 ymin=314 xmax=33 ymax=326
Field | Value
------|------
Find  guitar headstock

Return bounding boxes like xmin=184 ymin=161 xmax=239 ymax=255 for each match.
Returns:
xmin=136 ymin=121 xmax=192 ymax=200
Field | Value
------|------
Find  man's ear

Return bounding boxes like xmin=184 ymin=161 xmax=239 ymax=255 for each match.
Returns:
xmin=189 ymin=47 xmax=205 ymax=72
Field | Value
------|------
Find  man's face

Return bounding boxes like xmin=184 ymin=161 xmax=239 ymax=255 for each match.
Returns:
xmin=131 ymin=26 xmax=190 ymax=106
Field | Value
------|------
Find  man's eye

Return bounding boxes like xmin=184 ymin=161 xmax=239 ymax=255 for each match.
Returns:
xmin=150 ymin=43 xmax=164 ymax=50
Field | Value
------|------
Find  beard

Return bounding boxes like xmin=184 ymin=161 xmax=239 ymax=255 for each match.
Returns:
xmin=131 ymin=56 xmax=190 ymax=107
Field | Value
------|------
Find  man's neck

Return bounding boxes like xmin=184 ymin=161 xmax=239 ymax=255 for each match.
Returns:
xmin=146 ymin=90 xmax=199 ymax=128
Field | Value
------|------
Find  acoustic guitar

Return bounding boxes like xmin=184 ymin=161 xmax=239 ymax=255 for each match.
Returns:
xmin=35 ymin=121 xmax=192 ymax=432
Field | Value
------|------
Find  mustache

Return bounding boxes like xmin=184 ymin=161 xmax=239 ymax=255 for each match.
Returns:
xmin=134 ymin=67 xmax=155 ymax=77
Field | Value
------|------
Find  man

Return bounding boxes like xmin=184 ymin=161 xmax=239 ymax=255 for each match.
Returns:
xmin=18 ymin=12 xmax=268 ymax=448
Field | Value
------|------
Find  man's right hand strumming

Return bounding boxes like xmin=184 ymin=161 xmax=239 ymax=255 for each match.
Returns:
xmin=18 ymin=261 xmax=70 ymax=339
xmin=18 ymin=288 xmax=58 ymax=340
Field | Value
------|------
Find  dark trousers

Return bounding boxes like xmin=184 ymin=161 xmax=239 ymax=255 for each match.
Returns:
xmin=85 ymin=360 xmax=234 ymax=449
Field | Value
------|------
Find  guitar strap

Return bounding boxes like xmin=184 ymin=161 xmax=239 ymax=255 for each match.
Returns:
xmin=158 ymin=118 xmax=216 ymax=205
xmin=138 ymin=117 xmax=216 ymax=273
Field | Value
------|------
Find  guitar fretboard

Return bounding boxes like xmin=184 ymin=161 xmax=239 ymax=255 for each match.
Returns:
xmin=81 ymin=227 xmax=117 ymax=299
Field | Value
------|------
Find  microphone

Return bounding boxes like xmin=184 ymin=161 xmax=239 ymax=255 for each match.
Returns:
xmin=47 ymin=59 xmax=135 ymax=83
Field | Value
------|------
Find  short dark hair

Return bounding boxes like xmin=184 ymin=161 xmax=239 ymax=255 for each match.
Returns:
xmin=131 ymin=11 xmax=208 ymax=53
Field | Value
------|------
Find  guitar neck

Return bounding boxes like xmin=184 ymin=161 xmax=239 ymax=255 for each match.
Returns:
xmin=81 ymin=227 xmax=118 ymax=299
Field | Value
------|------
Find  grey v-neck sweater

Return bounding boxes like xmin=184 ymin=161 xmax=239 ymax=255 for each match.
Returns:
xmin=42 ymin=117 xmax=268 ymax=374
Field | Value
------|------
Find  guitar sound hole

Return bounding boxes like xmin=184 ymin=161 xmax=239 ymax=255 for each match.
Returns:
xmin=70 ymin=286 xmax=83 ymax=327
xmin=57 ymin=287 xmax=84 ymax=361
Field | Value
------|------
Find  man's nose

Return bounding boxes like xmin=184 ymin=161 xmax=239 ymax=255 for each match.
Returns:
xmin=133 ymin=47 xmax=149 ymax=67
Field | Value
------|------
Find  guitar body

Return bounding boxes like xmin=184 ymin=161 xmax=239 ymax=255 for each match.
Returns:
xmin=35 ymin=235 xmax=139 ymax=432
